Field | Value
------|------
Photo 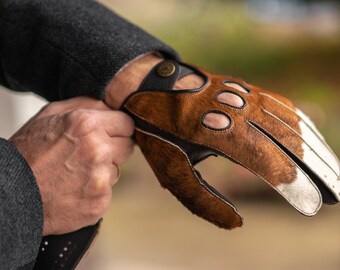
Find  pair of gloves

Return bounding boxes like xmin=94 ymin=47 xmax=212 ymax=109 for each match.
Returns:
xmin=34 ymin=60 xmax=340 ymax=270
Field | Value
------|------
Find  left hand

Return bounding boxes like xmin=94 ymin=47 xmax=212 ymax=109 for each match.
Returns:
xmin=112 ymin=57 xmax=340 ymax=229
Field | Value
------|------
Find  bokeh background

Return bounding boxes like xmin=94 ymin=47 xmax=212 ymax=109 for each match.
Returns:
xmin=0 ymin=0 xmax=339 ymax=269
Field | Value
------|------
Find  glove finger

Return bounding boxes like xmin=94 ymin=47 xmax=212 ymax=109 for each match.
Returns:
xmin=222 ymin=120 xmax=323 ymax=216
xmin=259 ymin=91 xmax=336 ymax=151
xmin=135 ymin=129 xmax=243 ymax=229
xmin=257 ymin=91 xmax=296 ymax=110
xmin=258 ymin=92 xmax=340 ymax=203
xmin=295 ymin=107 xmax=328 ymax=143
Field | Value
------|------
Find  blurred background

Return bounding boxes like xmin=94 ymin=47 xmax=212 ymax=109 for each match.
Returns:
xmin=0 ymin=0 xmax=339 ymax=269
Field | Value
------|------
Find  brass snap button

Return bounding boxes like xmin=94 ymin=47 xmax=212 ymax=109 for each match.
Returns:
xmin=157 ymin=61 xmax=176 ymax=77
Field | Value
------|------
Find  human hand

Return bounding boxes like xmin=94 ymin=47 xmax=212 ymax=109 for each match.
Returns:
xmin=10 ymin=97 xmax=134 ymax=235
xmin=118 ymin=58 xmax=339 ymax=229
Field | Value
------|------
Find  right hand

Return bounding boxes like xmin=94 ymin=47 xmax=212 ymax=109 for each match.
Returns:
xmin=10 ymin=97 xmax=135 ymax=235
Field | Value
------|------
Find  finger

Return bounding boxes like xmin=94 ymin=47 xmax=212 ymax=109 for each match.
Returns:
xmin=87 ymin=165 xmax=120 ymax=188
xmin=93 ymin=110 xmax=135 ymax=137
xmin=83 ymin=165 xmax=119 ymax=198
xmin=243 ymin=120 xmax=322 ymax=215
xmin=260 ymin=92 xmax=339 ymax=172
xmin=260 ymin=108 xmax=339 ymax=197
xmin=258 ymin=93 xmax=340 ymax=202
xmin=259 ymin=90 xmax=295 ymax=110
xmin=136 ymin=129 xmax=243 ymax=230
xmin=295 ymin=108 xmax=327 ymax=144
xmin=110 ymin=137 xmax=135 ymax=165
xmin=259 ymin=92 xmax=326 ymax=142
xmin=96 ymin=165 xmax=120 ymax=187
xmin=112 ymin=165 xmax=121 ymax=185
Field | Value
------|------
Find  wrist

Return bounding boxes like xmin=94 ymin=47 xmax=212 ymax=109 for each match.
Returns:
xmin=105 ymin=53 xmax=163 ymax=109
xmin=105 ymin=54 xmax=205 ymax=110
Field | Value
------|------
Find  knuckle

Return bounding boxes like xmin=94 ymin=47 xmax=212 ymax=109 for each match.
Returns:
xmin=65 ymin=109 xmax=98 ymax=136
xmin=125 ymin=119 xmax=135 ymax=135
xmin=114 ymin=112 xmax=135 ymax=135
xmin=89 ymin=169 xmax=112 ymax=193
xmin=97 ymin=144 xmax=112 ymax=160
xmin=88 ymin=143 xmax=112 ymax=164
xmin=119 ymin=112 xmax=134 ymax=126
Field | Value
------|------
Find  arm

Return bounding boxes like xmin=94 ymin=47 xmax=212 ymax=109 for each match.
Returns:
xmin=0 ymin=0 xmax=179 ymax=101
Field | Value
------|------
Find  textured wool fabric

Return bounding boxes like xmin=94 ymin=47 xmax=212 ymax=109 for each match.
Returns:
xmin=0 ymin=0 xmax=179 ymax=102
xmin=0 ymin=139 xmax=43 ymax=269
xmin=0 ymin=0 xmax=178 ymax=269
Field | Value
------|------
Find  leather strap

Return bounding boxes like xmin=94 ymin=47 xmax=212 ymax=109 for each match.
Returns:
xmin=138 ymin=60 xmax=194 ymax=91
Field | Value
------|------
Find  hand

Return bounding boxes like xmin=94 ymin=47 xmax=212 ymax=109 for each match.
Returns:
xmin=120 ymin=59 xmax=340 ymax=229
xmin=10 ymin=97 xmax=134 ymax=235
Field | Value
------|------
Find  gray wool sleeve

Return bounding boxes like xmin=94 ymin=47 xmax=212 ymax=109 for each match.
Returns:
xmin=0 ymin=138 xmax=43 ymax=269
xmin=0 ymin=0 xmax=180 ymax=102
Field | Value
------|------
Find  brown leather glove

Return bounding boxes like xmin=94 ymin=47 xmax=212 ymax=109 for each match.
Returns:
xmin=121 ymin=60 xmax=340 ymax=229
xmin=33 ymin=60 xmax=339 ymax=270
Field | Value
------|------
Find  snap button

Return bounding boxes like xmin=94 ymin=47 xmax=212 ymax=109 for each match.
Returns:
xmin=157 ymin=61 xmax=176 ymax=77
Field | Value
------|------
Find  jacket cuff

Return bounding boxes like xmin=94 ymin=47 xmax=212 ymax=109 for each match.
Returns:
xmin=0 ymin=138 xmax=43 ymax=269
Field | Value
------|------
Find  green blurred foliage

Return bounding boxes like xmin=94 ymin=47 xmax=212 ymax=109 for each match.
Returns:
xmin=105 ymin=0 xmax=340 ymax=150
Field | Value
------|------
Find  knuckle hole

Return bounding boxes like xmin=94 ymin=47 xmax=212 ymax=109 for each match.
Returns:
xmin=202 ymin=112 xmax=231 ymax=130
xmin=217 ymin=92 xmax=245 ymax=108
xmin=223 ymin=82 xmax=249 ymax=93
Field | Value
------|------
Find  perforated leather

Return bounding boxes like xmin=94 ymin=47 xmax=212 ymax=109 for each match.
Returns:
xmin=122 ymin=60 xmax=340 ymax=229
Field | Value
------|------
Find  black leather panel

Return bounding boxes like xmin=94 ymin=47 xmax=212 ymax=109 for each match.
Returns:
xmin=33 ymin=222 xmax=100 ymax=270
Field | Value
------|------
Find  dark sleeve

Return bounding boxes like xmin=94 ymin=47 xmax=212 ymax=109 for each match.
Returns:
xmin=0 ymin=138 xmax=43 ymax=269
xmin=0 ymin=0 xmax=179 ymax=101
